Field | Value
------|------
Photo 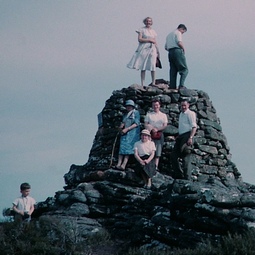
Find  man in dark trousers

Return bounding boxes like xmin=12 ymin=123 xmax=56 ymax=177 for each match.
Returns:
xmin=171 ymin=100 xmax=197 ymax=179
xmin=165 ymin=24 xmax=188 ymax=89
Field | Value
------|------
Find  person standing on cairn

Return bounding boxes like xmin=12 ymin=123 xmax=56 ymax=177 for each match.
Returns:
xmin=165 ymin=24 xmax=188 ymax=90
xmin=171 ymin=100 xmax=197 ymax=179
xmin=127 ymin=17 xmax=160 ymax=86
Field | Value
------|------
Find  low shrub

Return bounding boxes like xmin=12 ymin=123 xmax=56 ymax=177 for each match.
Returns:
xmin=0 ymin=217 xmax=112 ymax=255
xmin=124 ymin=229 xmax=255 ymax=255
xmin=1 ymin=218 xmax=255 ymax=255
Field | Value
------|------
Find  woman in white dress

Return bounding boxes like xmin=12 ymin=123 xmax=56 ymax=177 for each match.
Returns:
xmin=127 ymin=17 xmax=159 ymax=86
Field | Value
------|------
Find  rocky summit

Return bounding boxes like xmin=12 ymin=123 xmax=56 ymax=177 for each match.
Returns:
xmin=35 ymin=80 xmax=255 ymax=251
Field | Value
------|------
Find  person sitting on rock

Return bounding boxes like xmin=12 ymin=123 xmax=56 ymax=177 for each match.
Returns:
xmin=115 ymin=99 xmax=140 ymax=170
xmin=170 ymin=99 xmax=197 ymax=179
xmin=134 ymin=129 xmax=156 ymax=189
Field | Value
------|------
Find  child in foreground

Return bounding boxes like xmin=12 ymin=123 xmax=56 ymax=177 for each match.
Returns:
xmin=12 ymin=182 xmax=36 ymax=222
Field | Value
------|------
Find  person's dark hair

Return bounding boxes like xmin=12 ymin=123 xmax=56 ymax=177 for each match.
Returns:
xmin=20 ymin=182 xmax=31 ymax=191
xmin=181 ymin=99 xmax=189 ymax=104
xmin=177 ymin=24 xmax=187 ymax=31
xmin=152 ymin=98 xmax=161 ymax=105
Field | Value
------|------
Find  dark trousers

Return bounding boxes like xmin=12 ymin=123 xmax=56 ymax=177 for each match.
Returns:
xmin=14 ymin=212 xmax=31 ymax=223
xmin=136 ymin=155 xmax=156 ymax=178
xmin=168 ymin=48 xmax=188 ymax=89
xmin=171 ymin=132 xmax=192 ymax=179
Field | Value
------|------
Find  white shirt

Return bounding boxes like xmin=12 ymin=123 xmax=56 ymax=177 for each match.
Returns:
xmin=13 ymin=195 xmax=36 ymax=212
xmin=178 ymin=109 xmax=197 ymax=135
xmin=165 ymin=29 xmax=182 ymax=50
xmin=134 ymin=140 xmax=156 ymax=157
xmin=144 ymin=111 xmax=168 ymax=129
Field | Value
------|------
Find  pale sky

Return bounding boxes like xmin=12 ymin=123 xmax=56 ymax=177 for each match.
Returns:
xmin=1 ymin=0 xmax=255 ymax=218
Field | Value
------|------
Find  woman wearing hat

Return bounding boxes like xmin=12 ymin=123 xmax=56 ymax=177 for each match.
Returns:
xmin=134 ymin=129 xmax=156 ymax=189
xmin=115 ymin=100 xmax=140 ymax=170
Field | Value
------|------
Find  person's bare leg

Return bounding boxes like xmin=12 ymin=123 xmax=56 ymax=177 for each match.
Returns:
xmin=117 ymin=155 xmax=123 ymax=168
xmin=155 ymin=156 xmax=159 ymax=170
xmin=147 ymin=178 xmax=152 ymax=188
xmin=141 ymin=70 xmax=146 ymax=86
xmin=120 ymin=155 xmax=129 ymax=170
xmin=151 ymin=71 xmax=156 ymax=85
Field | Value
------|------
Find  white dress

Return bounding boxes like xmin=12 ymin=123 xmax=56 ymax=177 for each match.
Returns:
xmin=127 ymin=27 xmax=157 ymax=71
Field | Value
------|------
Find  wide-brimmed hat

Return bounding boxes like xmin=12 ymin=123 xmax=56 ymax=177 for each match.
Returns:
xmin=141 ymin=129 xmax=151 ymax=136
xmin=125 ymin=99 xmax=135 ymax=107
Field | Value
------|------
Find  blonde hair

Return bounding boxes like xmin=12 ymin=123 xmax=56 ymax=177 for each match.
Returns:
xmin=143 ymin=17 xmax=153 ymax=25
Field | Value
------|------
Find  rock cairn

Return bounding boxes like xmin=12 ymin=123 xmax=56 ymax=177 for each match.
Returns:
xmin=36 ymin=81 xmax=255 ymax=251
xmin=65 ymin=80 xmax=240 ymax=185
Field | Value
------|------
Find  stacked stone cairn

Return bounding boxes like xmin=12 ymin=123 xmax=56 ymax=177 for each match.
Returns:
xmin=36 ymin=81 xmax=255 ymax=251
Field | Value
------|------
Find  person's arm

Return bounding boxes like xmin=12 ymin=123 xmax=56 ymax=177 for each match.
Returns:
xmin=144 ymin=112 xmax=154 ymax=131
xmin=122 ymin=123 xmax=138 ymax=135
xmin=128 ymin=110 xmax=140 ymax=131
xmin=144 ymin=150 xmax=155 ymax=164
xmin=177 ymin=41 xmax=185 ymax=54
xmin=165 ymin=42 xmax=168 ymax=51
xmin=28 ymin=204 xmax=35 ymax=216
xmin=119 ymin=122 xmax=125 ymax=135
xmin=119 ymin=114 xmax=127 ymax=134
xmin=144 ymin=122 xmax=152 ymax=131
xmin=176 ymin=30 xmax=185 ymax=53
xmin=119 ymin=114 xmax=125 ymax=131
xmin=119 ymin=122 xmax=124 ymax=130
xmin=155 ymin=45 xmax=160 ymax=58
xmin=187 ymin=127 xmax=197 ymax=146
xmin=165 ymin=34 xmax=170 ymax=51
xmin=122 ymin=111 xmax=140 ymax=134
xmin=156 ymin=122 xmax=167 ymax=132
xmin=138 ymin=32 xmax=156 ymax=44
xmin=134 ymin=148 xmax=145 ymax=165
xmin=187 ymin=112 xmax=197 ymax=145
xmin=12 ymin=204 xmax=24 ymax=216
